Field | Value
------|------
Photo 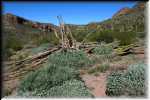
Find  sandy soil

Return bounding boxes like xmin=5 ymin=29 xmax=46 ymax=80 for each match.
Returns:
xmin=80 ymin=71 xmax=110 ymax=97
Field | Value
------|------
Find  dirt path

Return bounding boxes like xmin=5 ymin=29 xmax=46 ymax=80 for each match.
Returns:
xmin=80 ymin=71 xmax=110 ymax=97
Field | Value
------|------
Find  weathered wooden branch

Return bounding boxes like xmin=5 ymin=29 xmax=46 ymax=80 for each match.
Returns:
xmin=3 ymin=46 xmax=61 ymax=81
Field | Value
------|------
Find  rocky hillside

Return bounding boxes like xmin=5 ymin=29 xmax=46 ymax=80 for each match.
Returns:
xmin=2 ymin=13 xmax=59 ymax=60
xmin=68 ymin=2 xmax=146 ymax=43
xmin=87 ymin=2 xmax=146 ymax=32
xmin=113 ymin=2 xmax=145 ymax=18
xmin=3 ymin=13 xmax=58 ymax=32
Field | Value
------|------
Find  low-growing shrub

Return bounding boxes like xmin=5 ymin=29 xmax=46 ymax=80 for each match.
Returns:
xmin=105 ymin=71 xmax=125 ymax=96
xmin=92 ymin=43 xmax=113 ymax=55
xmin=100 ymin=63 xmax=110 ymax=72
xmin=18 ymin=50 xmax=93 ymax=97
xmin=31 ymin=43 xmax=51 ymax=54
xmin=24 ymin=79 xmax=93 ymax=97
xmin=88 ymin=63 xmax=110 ymax=74
xmin=124 ymin=63 xmax=146 ymax=96
xmin=106 ymin=62 xmax=146 ymax=97
xmin=18 ymin=64 xmax=79 ymax=95
xmin=48 ymin=50 xmax=94 ymax=69
xmin=85 ymin=31 xmax=137 ymax=45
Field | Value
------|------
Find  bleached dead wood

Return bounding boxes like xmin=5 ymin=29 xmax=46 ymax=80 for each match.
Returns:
xmin=3 ymin=46 xmax=62 ymax=82
xmin=5 ymin=46 xmax=60 ymax=66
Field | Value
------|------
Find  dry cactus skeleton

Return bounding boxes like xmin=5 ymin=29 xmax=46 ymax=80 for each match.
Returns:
xmin=52 ymin=16 xmax=78 ymax=49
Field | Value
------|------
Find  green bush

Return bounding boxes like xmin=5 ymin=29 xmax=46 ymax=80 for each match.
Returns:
xmin=22 ymin=79 xmax=93 ymax=97
xmin=18 ymin=64 xmax=79 ymax=95
xmin=86 ymin=31 xmax=114 ymax=43
xmin=18 ymin=51 xmax=93 ymax=97
xmin=106 ymin=62 xmax=146 ymax=97
xmin=92 ymin=43 xmax=113 ymax=55
xmin=31 ymin=43 xmax=51 ymax=54
xmin=106 ymin=71 xmax=125 ymax=96
xmin=136 ymin=32 xmax=146 ymax=39
xmin=5 ymin=35 xmax=24 ymax=51
xmin=48 ymin=50 xmax=94 ymax=69
xmin=99 ymin=63 xmax=110 ymax=72
xmin=85 ymin=30 xmax=137 ymax=46
xmin=3 ymin=32 xmax=24 ymax=59
xmin=72 ymin=30 xmax=89 ymax=42
xmin=124 ymin=63 xmax=146 ymax=96
xmin=112 ymin=32 xmax=137 ymax=45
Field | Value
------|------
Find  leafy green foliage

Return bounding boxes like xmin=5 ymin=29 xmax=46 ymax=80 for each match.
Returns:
xmin=106 ymin=62 xmax=146 ymax=97
xmin=3 ymin=31 xmax=25 ymax=59
xmin=99 ymin=63 xmax=110 ymax=72
xmin=113 ymin=32 xmax=137 ymax=45
xmin=86 ymin=31 xmax=114 ymax=43
xmin=31 ymin=32 xmax=59 ymax=46
xmin=48 ymin=50 xmax=94 ymax=69
xmin=136 ymin=32 xmax=146 ymax=38
xmin=21 ymin=79 xmax=93 ymax=97
xmin=3 ymin=26 xmax=58 ymax=59
xmin=72 ymin=30 xmax=89 ymax=42
xmin=92 ymin=43 xmax=113 ymax=55
xmin=106 ymin=71 xmax=125 ymax=96
xmin=31 ymin=43 xmax=52 ymax=54
xmin=5 ymin=36 xmax=24 ymax=51
xmin=18 ymin=51 xmax=93 ymax=97
xmin=18 ymin=63 xmax=79 ymax=93
xmin=124 ymin=63 xmax=146 ymax=96
xmin=86 ymin=31 xmax=137 ymax=46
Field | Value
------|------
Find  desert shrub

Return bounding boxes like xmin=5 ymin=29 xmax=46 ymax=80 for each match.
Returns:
xmin=99 ymin=63 xmax=110 ymax=72
xmin=113 ymin=32 xmax=136 ymax=45
xmin=37 ymin=37 xmax=50 ymax=45
xmin=5 ymin=35 xmax=24 ymax=51
xmin=72 ymin=30 xmax=89 ymax=42
xmin=48 ymin=50 xmax=94 ymax=69
xmin=86 ymin=31 xmax=114 ymax=43
xmin=124 ymin=63 xmax=146 ymax=96
xmin=88 ymin=63 xmax=110 ymax=74
xmin=86 ymin=30 xmax=137 ymax=46
xmin=18 ymin=50 xmax=93 ymax=97
xmin=18 ymin=70 xmax=39 ymax=93
xmin=106 ymin=71 xmax=125 ymax=96
xmin=106 ymin=62 xmax=146 ymax=97
xmin=92 ymin=43 xmax=113 ymax=55
xmin=96 ymin=31 xmax=114 ymax=43
xmin=22 ymin=79 xmax=93 ymax=97
xmin=31 ymin=32 xmax=59 ymax=46
xmin=136 ymin=32 xmax=146 ymax=39
xmin=33 ymin=34 xmax=50 ymax=46
xmin=18 ymin=64 xmax=79 ymax=95
xmin=3 ymin=33 xmax=24 ymax=59
xmin=31 ymin=43 xmax=52 ymax=54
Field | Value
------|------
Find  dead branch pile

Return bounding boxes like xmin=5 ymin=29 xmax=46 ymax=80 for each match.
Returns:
xmin=3 ymin=46 xmax=61 ymax=81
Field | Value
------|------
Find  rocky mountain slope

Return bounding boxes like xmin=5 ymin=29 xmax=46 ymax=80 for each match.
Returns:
xmin=67 ymin=2 xmax=146 ymax=44
xmin=3 ymin=13 xmax=58 ymax=32
xmin=87 ymin=2 xmax=146 ymax=32
xmin=2 ymin=13 xmax=59 ymax=59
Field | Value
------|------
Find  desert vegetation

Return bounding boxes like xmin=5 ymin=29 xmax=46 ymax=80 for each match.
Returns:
xmin=2 ymin=2 xmax=147 ymax=98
